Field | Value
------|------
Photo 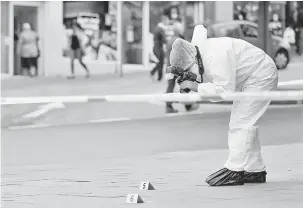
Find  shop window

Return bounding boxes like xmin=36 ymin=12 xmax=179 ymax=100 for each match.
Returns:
xmin=62 ymin=1 xmax=117 ymax=62
xmin=233 ymin=1 xmax=259 ymax=23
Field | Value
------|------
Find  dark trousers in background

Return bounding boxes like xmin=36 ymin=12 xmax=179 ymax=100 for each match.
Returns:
xmin=295 ymin=28 xmax=302 ymax=55
xmin=150 ymin=46 xmax=164 ymax=81
xmin=21 ymin=57 xmax=38 ymax=76
xmin=166 ymin=77 xmax=176 ymax=108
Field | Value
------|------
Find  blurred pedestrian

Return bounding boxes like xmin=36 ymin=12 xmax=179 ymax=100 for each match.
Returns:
xmin=17 ymin=23 xmax=40 ymax=77
xmin=269 ymin=13 xmax=283 ymax=36
xmin=68 ymin=23 xmax=90 ymax=79
xmin=165 ymin=22 xmax=198 ymax=113
xmin=150 ymin=13 xmax=169 ymax=81
xmin=283 ymin=22 xmax=296 ymax=45
xmin=294 ymin=9 xmax=302 ymax=55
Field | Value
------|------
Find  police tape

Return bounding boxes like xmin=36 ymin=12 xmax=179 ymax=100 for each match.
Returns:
xmin=1 ymin=91 xmax=303 ymax=105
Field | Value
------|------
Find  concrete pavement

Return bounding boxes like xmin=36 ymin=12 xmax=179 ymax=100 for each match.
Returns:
xmin=2 ymin=107 xmax=303 ymax=207
xmin=2 ymin=144 xmax=303 ymax=208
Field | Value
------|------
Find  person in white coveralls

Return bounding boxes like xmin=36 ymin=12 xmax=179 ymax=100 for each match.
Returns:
xmin=169 ymin=25 xmax=278 ymax=186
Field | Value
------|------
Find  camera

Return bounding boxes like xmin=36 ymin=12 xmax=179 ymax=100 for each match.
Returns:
xmin=166 ymin=65 xmax=201 ymax=93
xmin=166 ymin=66 xmax=200 ymax=83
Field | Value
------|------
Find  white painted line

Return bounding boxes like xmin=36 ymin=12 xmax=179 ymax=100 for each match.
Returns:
xmin=164 ymin=111 xmax=204 ymax=117
xmin=23 ymin=102 xmax=65 ymax=118
xmin=88 ymin=117 xmax=131 ymax=123
xmin=6 ymin=105 xmax=301 ymax=130
xmin=8 ymin=124 xmax=51 ymax=130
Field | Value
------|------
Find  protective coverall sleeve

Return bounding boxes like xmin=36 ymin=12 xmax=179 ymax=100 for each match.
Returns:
xmin=198 ymin=49 xmax=236 ymax=102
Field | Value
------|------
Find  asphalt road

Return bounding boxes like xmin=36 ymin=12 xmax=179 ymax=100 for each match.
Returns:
xmin=3 ymin=107 xmax=303 ymax=166
xmin=2 ymin=106 xmax=303 ymax=208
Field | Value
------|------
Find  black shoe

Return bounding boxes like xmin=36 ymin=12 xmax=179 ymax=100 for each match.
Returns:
xmin=244 ymin=171 xmax=267 ymax=183
xmin=166 ymin=107 xmax=178 ymax=114
xmin=185 ymin=104 xmax=192 ymax=111
xmin=205 ymin=168 xmax=244 ymax=186
xmin=185 ymin=104 xmax=199 ymax=112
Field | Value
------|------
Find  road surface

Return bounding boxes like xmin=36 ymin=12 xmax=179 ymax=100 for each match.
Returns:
xmin=2 ymin=106 xmax=303 ymax=208
xmin=1 ymin=56 xmax=303 ymax=207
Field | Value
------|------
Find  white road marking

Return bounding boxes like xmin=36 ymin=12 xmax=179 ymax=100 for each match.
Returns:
xmin=88 ymin=117 xmax=131 ymax=123
xmin=23 ymin=102 xmax=65 ymax=118
xmin=6 ymin=104 xmax=301 ymax=130
xmin=8 ymin=124 xmax=51 ymax=130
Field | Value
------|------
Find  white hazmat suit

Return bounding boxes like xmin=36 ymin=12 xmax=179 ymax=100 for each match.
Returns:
xmin=170 ymin=25 xmax=278 ymax=185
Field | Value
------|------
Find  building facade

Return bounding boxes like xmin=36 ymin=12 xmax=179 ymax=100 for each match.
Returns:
xmin=1 ymin=1 xmax=234 ymax=77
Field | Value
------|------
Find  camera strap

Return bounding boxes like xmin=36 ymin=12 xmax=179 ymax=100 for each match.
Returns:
xmin=195 ymin=46 xmax=204 ymax=83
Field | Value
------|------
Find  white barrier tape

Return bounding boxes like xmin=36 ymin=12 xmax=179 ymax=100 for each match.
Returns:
xmin=1 ymin=96 xmax=89 ymax=105
xmin=220 ymin=91 xmax=303 ymax=101
xmin=1 ymin=91 xmax=303 ymax=105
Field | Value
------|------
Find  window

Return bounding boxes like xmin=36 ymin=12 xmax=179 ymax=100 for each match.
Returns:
xmin=240 ymin=24 xmax=258 ymax=38
xmin=62 ymin=1 xmax=118 ymax=62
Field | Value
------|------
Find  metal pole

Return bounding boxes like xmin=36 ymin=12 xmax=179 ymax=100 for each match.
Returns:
xmin=117 ymin=1 xmax=123 ymax=77
xmin=142 ymin=1 xmax=149 ymax=69
xmin=258 ymin=1 xmax=270 ymax=54
xmin=181 ymin=2 xmax=188 ymax=40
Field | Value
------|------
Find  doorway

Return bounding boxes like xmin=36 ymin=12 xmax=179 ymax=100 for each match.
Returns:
xmin=13 ymin=5 xmax=38 ymax=75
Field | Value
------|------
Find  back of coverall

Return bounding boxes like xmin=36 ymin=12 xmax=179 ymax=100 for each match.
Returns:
xmin=191 ymin=26 xmax=279 ymax=172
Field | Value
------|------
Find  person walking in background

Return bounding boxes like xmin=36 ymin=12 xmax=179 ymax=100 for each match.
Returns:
xmin=68 ymin=23 xmax=90 ymax=79
xmin=165 ymin=22 xmax=198 ymax=113
xmin=150 ymin=13 xmax=170 ymax=81
xmin=283 ymin=22 xmax=296 ymax=46
xmin=17 ymin=23 xmax=40 ymax=77
xmin=269 ymin=13 xmax=283 ymax=37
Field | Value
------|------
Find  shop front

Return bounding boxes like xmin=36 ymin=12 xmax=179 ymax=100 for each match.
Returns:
xmin=233 ymin=1 xmax=287 ymax=36
xmin=54 ymin=1 xmax=150 ymax=76
xmin=1 ymin=1 xmax=207 ymax=77
xmin=1 ymin=1 xmax=45 ymax=76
